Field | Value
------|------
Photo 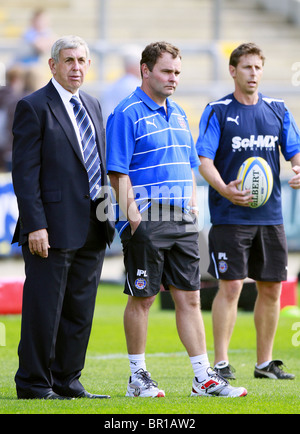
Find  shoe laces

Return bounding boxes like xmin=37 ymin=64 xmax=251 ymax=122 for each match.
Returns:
xmin=268 ymin=359 xmax=285 ymax=372
xmin=205 ymin=367 xmax=230 ymax=386
xmin=134 ymin=368 xmax=159 ymax=389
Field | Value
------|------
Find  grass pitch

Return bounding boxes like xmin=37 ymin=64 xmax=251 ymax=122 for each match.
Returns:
xmin=0 ymin=283 xmax=299 ymax=416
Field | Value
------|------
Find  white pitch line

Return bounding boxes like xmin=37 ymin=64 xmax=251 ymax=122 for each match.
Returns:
xmin=87 ymin=349 xmax=251 ymax=360
xmin=87 ymin=352 xmax=187 ymax=360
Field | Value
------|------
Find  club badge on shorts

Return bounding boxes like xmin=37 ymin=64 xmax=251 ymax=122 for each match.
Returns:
xmin=135 ymin=278 xmax=147 ymax=290
xmin=218 ymin=260 xmax=228 ymax=274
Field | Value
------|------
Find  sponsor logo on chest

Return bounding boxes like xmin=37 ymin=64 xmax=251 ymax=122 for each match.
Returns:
xmin=231 ymin=135 xmax=278 ymax=151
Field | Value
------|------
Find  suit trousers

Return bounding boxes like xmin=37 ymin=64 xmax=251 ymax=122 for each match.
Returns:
xmin=15 ymin=203 xmax=107 ymax=397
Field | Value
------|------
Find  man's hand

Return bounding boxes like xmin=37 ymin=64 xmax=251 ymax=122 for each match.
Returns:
xmin=199 ymin=156 xmax=253 ymax=207
xmin=28 ymin=229 xmax=50 ymax=258
xmin=222 ymin=179 xmax=254 ymax=207
xmin=288 ymin=165 xmax=300 ymax=189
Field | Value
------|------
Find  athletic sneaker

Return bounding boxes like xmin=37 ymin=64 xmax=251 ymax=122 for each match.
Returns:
xmin=254 ymin=360 xmax=295 ymax=380
xmin=214 ymin=361 xmax=236 ymax=380
xmin=191 ymin=368 xmax=247 ymax=398
xmin=126 ymin=368 xmax=165 ymax=397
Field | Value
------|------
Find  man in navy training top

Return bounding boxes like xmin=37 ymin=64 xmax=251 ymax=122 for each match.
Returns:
xmin=107 ymin=41 xmax=248 ymax=398
xmin=196 ymin=42 xmax=300 ymax=381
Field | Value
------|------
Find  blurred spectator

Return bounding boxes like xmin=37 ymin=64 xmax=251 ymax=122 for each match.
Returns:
xmin=24 ymin=66 xmax=46 ymax=94
xmin=0 ymin=65 xmax=26 ymax=171
xmin=15 ymin=9 xmax=55 ymax=66
xmin=100 ymin=45 xmax=141 ymax=123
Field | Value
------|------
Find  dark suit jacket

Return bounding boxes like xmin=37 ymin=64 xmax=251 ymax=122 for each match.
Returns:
xmin=12 ymin=80 xmax=115 ymax=249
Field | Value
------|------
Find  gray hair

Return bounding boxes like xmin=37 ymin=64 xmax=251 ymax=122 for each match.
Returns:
xmin=51 ymin=35 xmax=90 ymax=63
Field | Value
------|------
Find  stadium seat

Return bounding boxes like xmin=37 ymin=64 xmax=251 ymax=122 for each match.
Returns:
xmin=0 ymin=278 xmax=23 ymax=314
xmin=280 ymin=278 xmax=298 ymax=308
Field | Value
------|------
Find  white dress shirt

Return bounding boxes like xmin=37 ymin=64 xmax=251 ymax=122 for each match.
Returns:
xmin=51 ymin=77 xmax=96 ymax=160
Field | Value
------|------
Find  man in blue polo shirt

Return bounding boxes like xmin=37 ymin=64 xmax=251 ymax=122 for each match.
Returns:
xmin=107 ymin=41 xmax=247 ymax=398
xmin=196 ymin=42 xmax=300 ymax=381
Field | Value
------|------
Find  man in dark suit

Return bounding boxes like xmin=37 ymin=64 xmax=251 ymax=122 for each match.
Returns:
xmin=12 ymin=35 xmax=115 ymax=400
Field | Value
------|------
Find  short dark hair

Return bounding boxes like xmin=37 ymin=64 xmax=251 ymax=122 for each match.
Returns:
xmin=229 ymin=43 xmax=265 ymax=67
xmin=140 ymin=41 xmax=181 ymax=76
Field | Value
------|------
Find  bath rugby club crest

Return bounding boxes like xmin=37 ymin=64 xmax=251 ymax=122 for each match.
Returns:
xmin=135 ymin=278 xmax=147 ymax=290
xmin=177 ymin=116 xmax=187 ymax=129
xmin=218 ymin=260 xmax=228 ymax=274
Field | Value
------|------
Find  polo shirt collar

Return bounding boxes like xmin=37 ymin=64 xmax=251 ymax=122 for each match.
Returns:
xmin=135 ymin=86 xmax=174 ymax=116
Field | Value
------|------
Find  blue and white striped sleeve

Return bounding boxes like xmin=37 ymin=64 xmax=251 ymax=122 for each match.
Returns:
xmin=195 ymin=105 xmax=221 ymax=159
xmin=106 ymin=110 xmax=135 ymax=175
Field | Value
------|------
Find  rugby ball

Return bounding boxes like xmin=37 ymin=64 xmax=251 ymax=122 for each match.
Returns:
xmin=237 ymin=157 xmax=273 ymax=208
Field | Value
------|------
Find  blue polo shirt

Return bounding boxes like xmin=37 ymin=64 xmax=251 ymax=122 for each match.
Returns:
xmin=196 ymin=93 xmax=300 ymax=225
xmin=106 ymin=87 xmax=200 ymax=234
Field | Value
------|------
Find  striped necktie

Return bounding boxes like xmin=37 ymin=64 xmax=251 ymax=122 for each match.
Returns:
xmin=71 ymin=95 xmax=102 ymax=201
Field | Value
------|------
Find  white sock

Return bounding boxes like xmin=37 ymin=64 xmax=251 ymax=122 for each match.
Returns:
xmin=256 ymin=360 xmax=271 ymax=370
xmin=128 ymin=353 xmax=146 ymax=376
xmin=190 ymin=354 xmax=210 ymax=382
xmin=214 ymin=360 xmax=229 ymax=369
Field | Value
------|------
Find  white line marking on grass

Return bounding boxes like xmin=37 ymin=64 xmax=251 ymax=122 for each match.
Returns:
xmin=87 ymin=349 xmax=251 ymax=360
xmin=87 ymin=352 xmax=187 ymax=360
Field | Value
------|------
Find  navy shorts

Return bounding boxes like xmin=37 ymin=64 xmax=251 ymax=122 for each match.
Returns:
xmin=208 ymin=224 xmax=288 ymax=282
xmin=120 ymin=204 xmax=201 ymax=297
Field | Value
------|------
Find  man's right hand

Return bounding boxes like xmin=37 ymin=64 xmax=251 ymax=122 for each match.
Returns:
xmin=223 ymin=179 xmax=254 ymax=207
xmin=28 ymin=229 xmax=50 ymax=258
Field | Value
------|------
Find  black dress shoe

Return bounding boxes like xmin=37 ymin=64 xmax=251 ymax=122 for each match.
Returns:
xmin=76 ymin=390 xmax=111 ymax=399
xmin=42 ymin=391 xmax=73 ymax=400
xmin=17 ymin=388 xmax=72 ymax=400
